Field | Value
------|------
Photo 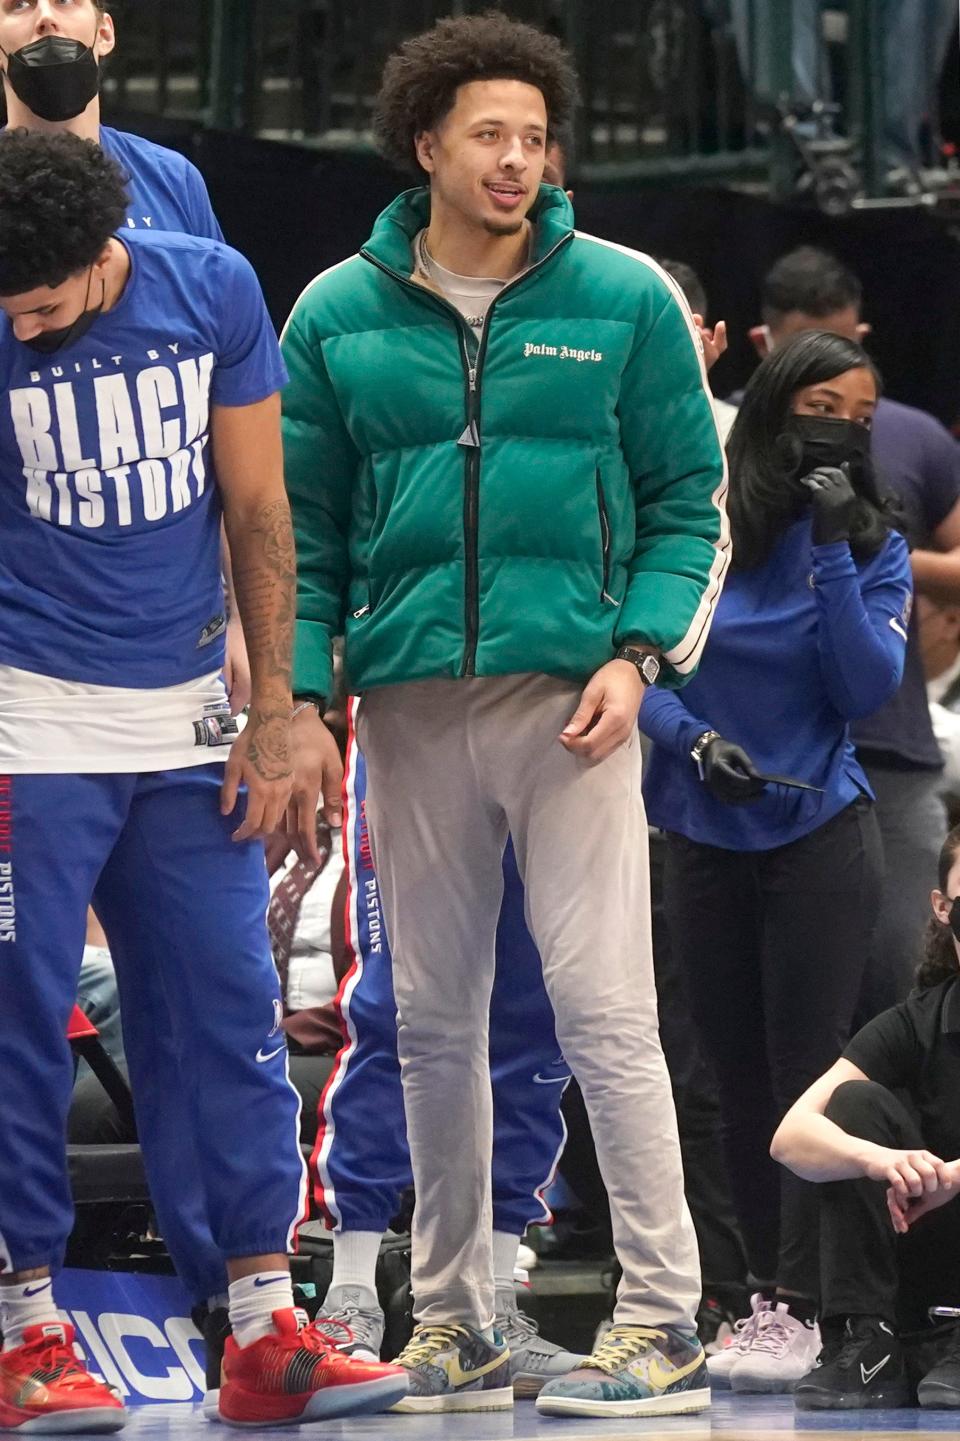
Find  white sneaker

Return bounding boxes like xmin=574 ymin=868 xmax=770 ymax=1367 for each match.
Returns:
xmin=706 ymin=1293 xmax=770 ymax=1389
xmin=516 ymin=1239 xmax=539 ymax=1273
xmin=730 ymin=1303 xmax=821 ymax=1394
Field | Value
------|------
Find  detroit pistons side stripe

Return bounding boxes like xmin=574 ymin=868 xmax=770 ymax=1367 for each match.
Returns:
xmin=531 ymin=1095 xmax=570 ymax=1227
xmin=309 ymin=697 xmax=363 ymax=1228
xmin=283 ymin=1041 xmax=311 ymax=1251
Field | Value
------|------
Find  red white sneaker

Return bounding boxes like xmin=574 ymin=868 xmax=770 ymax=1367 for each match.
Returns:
xmin=218 ymin=1308 xmax=408 ymax=1427
xmin=0 ymin=1323 xmax=125 ymax=1433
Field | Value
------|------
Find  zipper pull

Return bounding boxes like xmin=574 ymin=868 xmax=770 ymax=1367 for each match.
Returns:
xmin=352 ymin=604 xmax=370 ymax=619
xmin=468 ymin=366 xmax=477 ymax=392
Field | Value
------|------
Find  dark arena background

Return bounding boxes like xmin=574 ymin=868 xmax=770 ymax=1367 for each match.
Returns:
xmin=99 ymin=0 xmax=960 ymax=426
xmin=6 ymin=2 xmax=960 ymax=1438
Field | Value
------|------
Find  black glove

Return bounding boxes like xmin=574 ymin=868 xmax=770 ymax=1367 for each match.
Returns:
xmin=700 ymin=737 xmax=766 ymax=805
xmin=801 ymin=464 xmax=858 ymax=546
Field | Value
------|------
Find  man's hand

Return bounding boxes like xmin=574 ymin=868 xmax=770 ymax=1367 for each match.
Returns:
xmin=560 ymin=658 xmax=645 ymax=762
xmin=694 ymin=314 xmax=728 ymax=373
xmin=883 ymin=1155 xmax=960 ymax=1234
xmin=221 ymin=701 xmax=293 ymax=843
xmin=285 ymin=706 xmax=344 ymax=864
xmin=223 ymin=613 xmax=252 ymax=715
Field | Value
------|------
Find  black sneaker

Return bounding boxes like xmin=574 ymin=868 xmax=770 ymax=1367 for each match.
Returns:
xmin=794 ymin=1316 xmax=909 ymax=1410
xmin=192 ymin=1303 xmax=231 ymax=1420
xmin=918 ymin=1326 xmax=960 ymax=1408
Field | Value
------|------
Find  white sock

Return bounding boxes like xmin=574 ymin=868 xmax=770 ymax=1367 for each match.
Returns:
xmin=492 ymin=1232 xmax=520 ymax=1301
xmin=1 ymin=1278 xmax=60 ymax=1350
xmin=227 ymin=1271 xmax=295 ymax=1349
xmin=329 ymin=1231 xmax=382 ymax=1305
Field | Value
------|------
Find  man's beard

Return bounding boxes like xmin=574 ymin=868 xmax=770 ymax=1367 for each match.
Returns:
xmin=482 ymin=217 xmax=525 ymax=237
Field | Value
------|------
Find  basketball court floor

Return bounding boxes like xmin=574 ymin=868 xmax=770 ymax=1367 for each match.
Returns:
xmin=118 ymin=1394 xmax=960 ymax=1439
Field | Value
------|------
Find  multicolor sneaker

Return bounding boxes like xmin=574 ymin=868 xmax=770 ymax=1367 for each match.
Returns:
xmin=314 ymin=1285 xmax=385 ymax=1361
xmin=217 ymin=1308 xmax=407 ymax=1426
xmin=390 ymin=1324 xmax=512 ymax=1413
xmin=536 ymin=1323 xmax=710 ymax=1418
xmin=493 ymin=1291 xmax=588 ymax=1398
xmin=706 ymin=1292 xmax=771 ymax=1388
xmin=730 ymin=1303 xmax=821 ymax=1394
xmin=0 ymin=1322 xmax=125 ymax=1433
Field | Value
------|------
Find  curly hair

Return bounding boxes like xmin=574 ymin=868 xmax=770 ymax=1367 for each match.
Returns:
xmin=373 ymin=11 xmax=580 ymax=174
xmin=0 ymin=130 xmax=128 ymax=296
xmin=916 ymin=824 xmax=960 ymax=990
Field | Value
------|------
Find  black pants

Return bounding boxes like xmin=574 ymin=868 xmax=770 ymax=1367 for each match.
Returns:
xmin=663 ymin=797 xmax=882 ymax=1296
xmin=855 ymin=762 xmax=947 ymax=1023
xmin=822 ymin=1079 xmax=960 ymax=1330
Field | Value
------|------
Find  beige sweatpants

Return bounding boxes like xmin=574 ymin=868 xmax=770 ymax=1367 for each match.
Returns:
xmin=356 ymin=672 xmax=700 ymax=1332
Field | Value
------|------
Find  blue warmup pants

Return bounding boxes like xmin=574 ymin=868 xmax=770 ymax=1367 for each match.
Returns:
xmin=311 ymin=709 xmax=570 ymax=1237
xmin=0 ymin=766 xmax=306 ymax=1279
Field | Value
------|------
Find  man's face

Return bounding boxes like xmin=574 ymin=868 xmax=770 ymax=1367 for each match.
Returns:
xmin=751 ymin=304 xmax=869 ymax=358
xmin=415 ymin=78 xmax=547 ymax=237
xmin=0 ymin=261 xmax=99 ymax=345
xmin=0 ymin=0 xmax=114 ymax=70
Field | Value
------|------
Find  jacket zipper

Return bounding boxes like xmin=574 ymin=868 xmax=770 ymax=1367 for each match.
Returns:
xmin=595 ymin=469 xmax=617 ymax=605
xmin=462 ymin=351 xmax=480 ymax=674
xmin=361 ymin=231 xmax=574 ymax=676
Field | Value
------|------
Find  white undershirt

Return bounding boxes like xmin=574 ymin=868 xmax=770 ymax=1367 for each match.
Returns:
xmin=0 ymin=664 xmax=236 ymax=773
xmin=413 ymin=231 xmax=511 ymax=336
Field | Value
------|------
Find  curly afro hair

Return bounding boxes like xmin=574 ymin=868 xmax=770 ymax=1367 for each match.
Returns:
xmin=0 ymin=130 xmax=128 ymax=296
xmin=374 ymin=10 xmax=579 ymax=175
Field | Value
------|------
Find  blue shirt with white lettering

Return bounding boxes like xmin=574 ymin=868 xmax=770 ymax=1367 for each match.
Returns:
xmin=100 ymin=126 xmax=224 ymax=242
xmin=0 ymin=230 xmax=287 ymax=688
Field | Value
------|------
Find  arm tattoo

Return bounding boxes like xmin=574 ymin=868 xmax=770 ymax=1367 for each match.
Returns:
xmin=228 ymin=498 xmax=296 ymax=781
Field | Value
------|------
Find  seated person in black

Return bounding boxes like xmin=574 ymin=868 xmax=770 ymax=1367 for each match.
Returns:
xmin=771 ymin=821 xmax=960 ymax=1411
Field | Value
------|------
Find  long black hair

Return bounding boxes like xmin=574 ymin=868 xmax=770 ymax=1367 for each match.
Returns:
xmin=726 ymin=330 xmax=895 ymax=571
xmin=916 ymin=826 xmax=960 ymax=990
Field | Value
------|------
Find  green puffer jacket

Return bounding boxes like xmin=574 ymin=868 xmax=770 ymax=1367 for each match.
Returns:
xmin=282 ymin=185 xmax=729 ymax=702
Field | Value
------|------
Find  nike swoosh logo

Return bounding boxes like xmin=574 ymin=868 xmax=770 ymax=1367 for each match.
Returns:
xmin=647 ymin=1352 xmax=706 ymax=1390
xmin=256 ymin=1044 xmax=286 ymax=1063
xmin=24 ymin=1282 xmax=52 ymax=1297
xmin=447 ymin=1352 xmax=509 ymax=1387
xmin=253 ymin=1276 xmax=287 ymax=1289
xmin=532 ymin=1072 xmax=571 ymax=1085
xmin=861 ymin=1355 xmax=890 ymax=1386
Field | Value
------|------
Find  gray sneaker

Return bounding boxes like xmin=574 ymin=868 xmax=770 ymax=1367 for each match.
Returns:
xmin=315 ymin=1284 xmax=385 ymax=1361
xmin=495 ymin=1290 xmax=589 ymax=1398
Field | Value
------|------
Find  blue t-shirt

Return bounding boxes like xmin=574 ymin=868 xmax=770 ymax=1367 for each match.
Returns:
xmin=640 ymin=519 xmax=912 ymax=851
xmin=0 ymin=230 xmax=287 ymax=689
xmin=852 ymin=396 xmax=960 ymax=768
xmin=100 ymin=126 xmax=224 ymax=242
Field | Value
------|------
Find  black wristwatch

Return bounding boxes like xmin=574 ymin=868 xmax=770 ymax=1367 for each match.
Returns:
xmin=615 ymin=645 xmax=661 ymax=686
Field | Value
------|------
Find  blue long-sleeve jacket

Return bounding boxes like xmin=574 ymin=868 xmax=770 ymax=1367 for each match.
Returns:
xmin=640 ymin=519 xmax=912 ymax=851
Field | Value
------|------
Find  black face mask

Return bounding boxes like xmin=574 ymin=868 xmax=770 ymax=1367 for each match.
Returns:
xmin=24 ymin=270 xmax=105 ymax=356
xmin=787 ymin=414 xmax=872 ymax=480
xmin=2 ymin=36 xmax=100 ymax=123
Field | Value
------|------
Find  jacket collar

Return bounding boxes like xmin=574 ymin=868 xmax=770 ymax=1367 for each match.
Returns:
xmin=362 ymin=183 xmax=575 ymax=277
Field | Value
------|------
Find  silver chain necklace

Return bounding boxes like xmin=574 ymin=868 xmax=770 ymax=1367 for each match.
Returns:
xmin=417 ymin=231 xmax=525 ymax=330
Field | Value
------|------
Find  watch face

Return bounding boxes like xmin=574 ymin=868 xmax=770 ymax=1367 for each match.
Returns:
xmin=640 ymin=654 xmax=660 ymax=683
